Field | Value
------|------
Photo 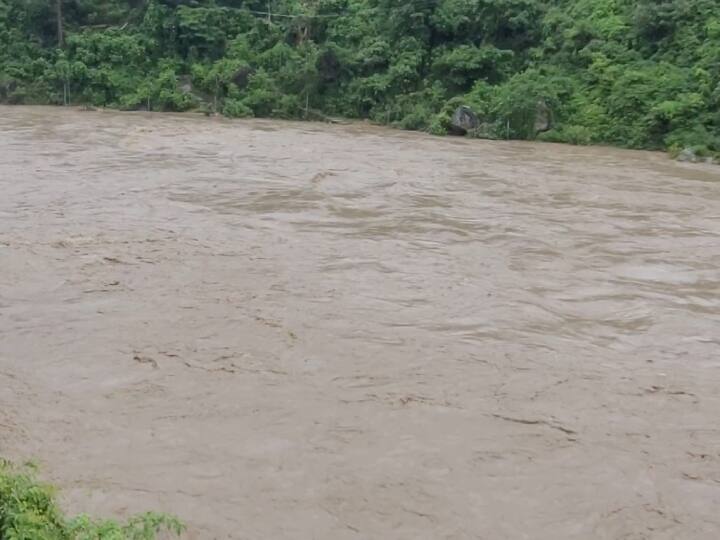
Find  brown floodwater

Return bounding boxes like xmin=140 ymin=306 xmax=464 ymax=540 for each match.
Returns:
xmin=1 ymin=105 xmax=719 ymax=539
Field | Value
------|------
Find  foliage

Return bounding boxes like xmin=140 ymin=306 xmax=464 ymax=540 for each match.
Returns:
xmin=0 ymin=460 xmax=184 ymax=540
xmin=0 ymin=0 xmax=717 ymax=156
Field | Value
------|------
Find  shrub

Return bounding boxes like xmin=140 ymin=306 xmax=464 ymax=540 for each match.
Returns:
xmin=539 ymin=125 xmax=594 ymax=145
xmin=222 ymin=98 xmax=253 ymax=118
xmin=0 ymin=460 xmax=184 ymax=540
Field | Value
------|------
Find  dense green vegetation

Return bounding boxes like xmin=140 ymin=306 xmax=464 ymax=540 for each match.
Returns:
xmin=0 ymin=460 xmax=183 ymax=539
xmin=1 ymin=0 xmax=718 ymax=156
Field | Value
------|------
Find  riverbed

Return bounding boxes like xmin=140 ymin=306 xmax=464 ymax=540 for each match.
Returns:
xmin=1 ymin=106 xmax=719 ymax=539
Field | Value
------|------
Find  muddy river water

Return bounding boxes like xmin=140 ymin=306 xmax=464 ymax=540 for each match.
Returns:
xmin=1 ymin=106 xmax=719 ymax=539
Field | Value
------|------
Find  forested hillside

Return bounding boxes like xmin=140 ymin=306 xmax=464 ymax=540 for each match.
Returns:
xmin=1 ymin=0 xmax=718 ymax=156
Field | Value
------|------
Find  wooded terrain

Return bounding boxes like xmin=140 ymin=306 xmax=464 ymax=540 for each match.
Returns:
xmin=1 ymin=0 xmax=718 ymax=155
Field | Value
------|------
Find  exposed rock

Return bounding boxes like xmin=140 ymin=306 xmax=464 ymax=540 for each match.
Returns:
xmin=177 ymin=74 xmax=212 ymax=108
xmin=0 ymin=79 xmax=18 ymax=103
xmin=232 ymin=66 xmax=253 ymax=89
xmin=534 ymin=99 xmax=552 ymax=133
xmin=450 ymin=106 xmax=479 ymax=135
xmin=676 ymin=148 xmax=699 ymax=162
xmin=318 ymin=49 xmax=341 ymax=82
xmin=178 ymin=74 xmax=193 ymax=95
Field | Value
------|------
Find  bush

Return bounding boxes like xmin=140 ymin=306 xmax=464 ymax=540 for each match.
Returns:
xmin=222 ymin=98 xmax=253 ymax=118
xmin=398 ymin=109 xmax=430 ymax=130
xmin=539 ymin=125 xmax=594 ymax=145
xmin=665 ymin=125 xmax=720 ymax=157
xmin=0 ymin=460 xmax=184 ymax=540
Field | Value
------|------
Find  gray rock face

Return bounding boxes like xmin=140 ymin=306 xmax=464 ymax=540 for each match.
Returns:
xmin=178 ymin=75 xmax=193 ymax=95
xmin=676 ymin=148 xmax=698 ymax=162
xmin=0 ymin=79 xmax=18 ymax=103
xmin=232 ymin=66 xmax=253 ymax=89
xmin=450 ymin=106 xmax=479 ymax=135
xmin=534 ymin=99 xmax=552 ymax=133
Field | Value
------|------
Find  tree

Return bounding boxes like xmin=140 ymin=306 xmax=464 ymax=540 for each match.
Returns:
xmin=56 ymin=0 xmax=63 ymax=47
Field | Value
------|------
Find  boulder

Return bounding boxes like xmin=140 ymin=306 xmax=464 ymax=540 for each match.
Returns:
xmin=232 ymin=66 xmax=253 ymax=89
xmin=0 ymin=79 xmax=18 ymax=103
xmin=450 ymin=106 xmax=479 ymax=135
xmin=177 ymin=75 xmax=193 ymax=95
xmin=676 ymin=148 xmax=698 ymax=162
xmin=534 ymin=99 xmax=552 ymax=133
xmin=675 ymin=148 xmax=718 ymax=165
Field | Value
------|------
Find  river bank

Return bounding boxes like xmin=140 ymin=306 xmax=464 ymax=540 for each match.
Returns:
xmin=6 ymin=102 xmax=719 ymax=165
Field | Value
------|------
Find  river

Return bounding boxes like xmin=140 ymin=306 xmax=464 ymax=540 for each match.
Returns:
xmin=1 ymin=106 xmax=719 ymax=539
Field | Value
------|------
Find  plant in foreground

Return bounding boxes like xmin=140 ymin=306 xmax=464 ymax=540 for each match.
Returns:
xmin=0 ymin=460 xmax=184 ymax=540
